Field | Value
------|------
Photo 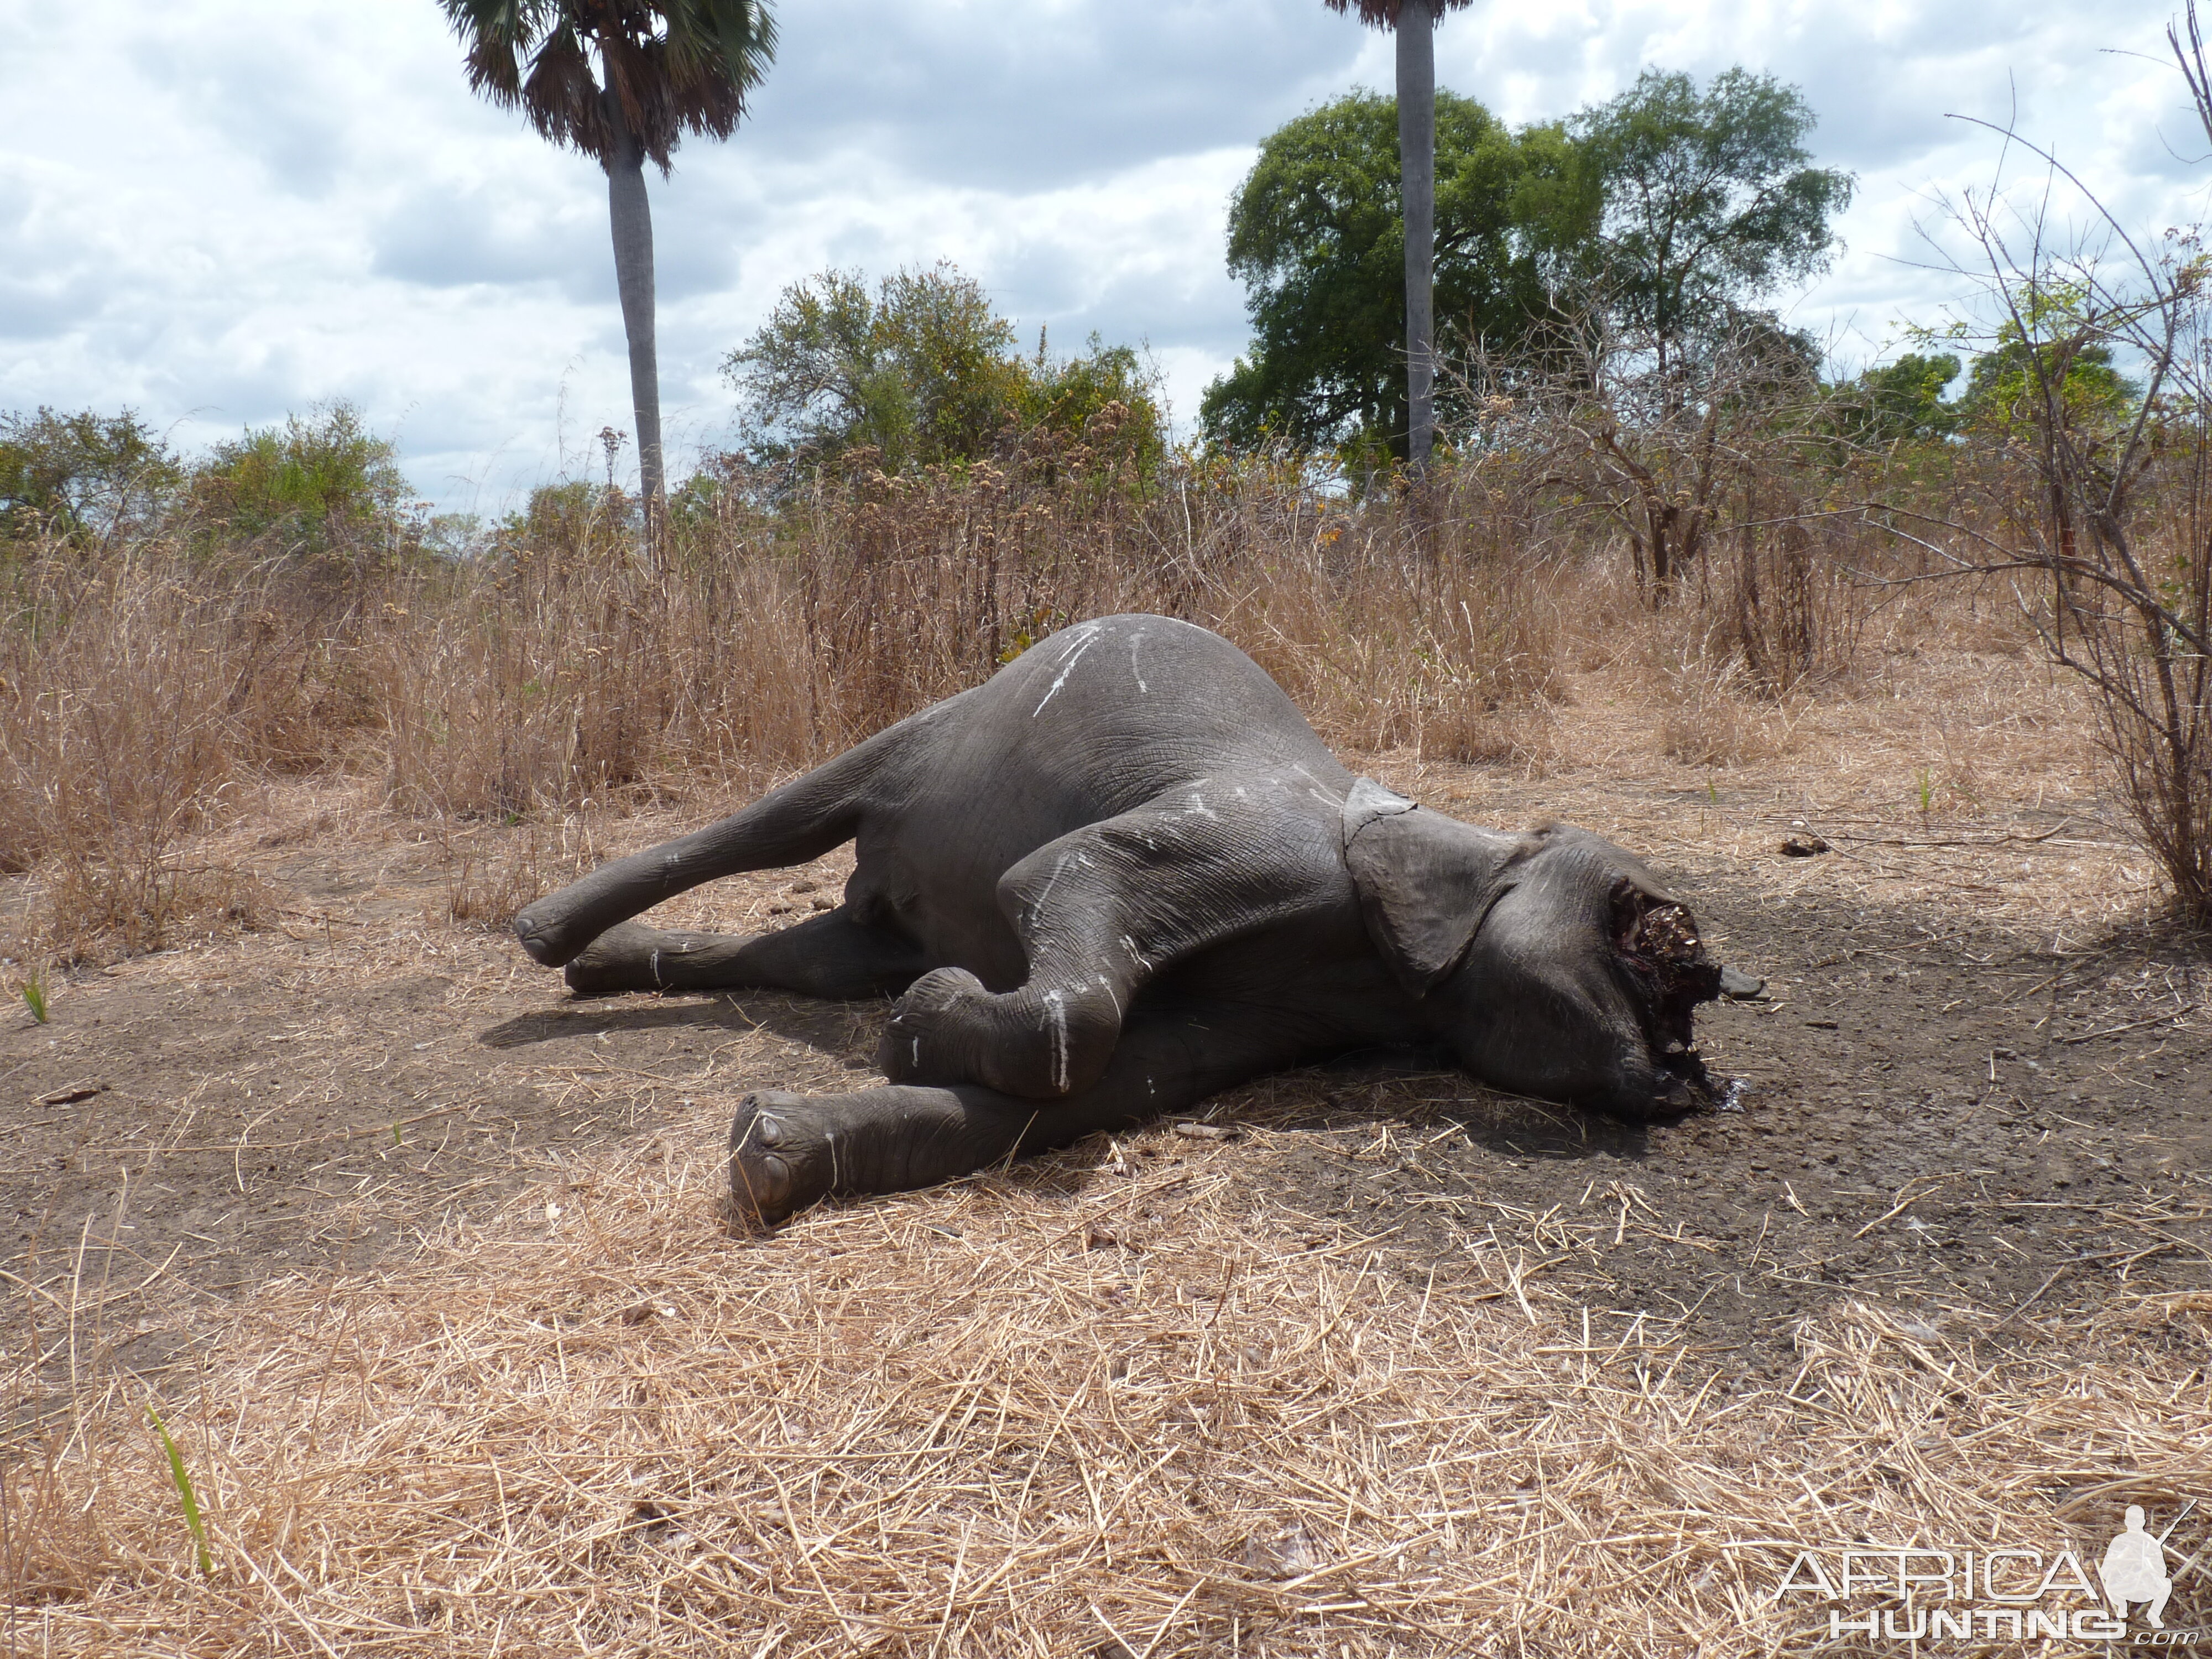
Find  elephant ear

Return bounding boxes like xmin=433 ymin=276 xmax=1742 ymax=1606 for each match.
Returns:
xmin=1340 ymin=778 xmax=1519 ymax=997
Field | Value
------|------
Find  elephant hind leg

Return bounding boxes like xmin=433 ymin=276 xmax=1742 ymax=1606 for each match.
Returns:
xmin=729 ymin=1001 xmax=1302 ymax=1224
xmin=514 ymin=721 xmax=910 ymax=969
xmin=563 ymin=907 xmax=929 ymax=999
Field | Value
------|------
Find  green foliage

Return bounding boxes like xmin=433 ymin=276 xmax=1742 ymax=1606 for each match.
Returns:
xmin=147 ymin=1404 xmax=212 ymax=1575
xmin=498 ymin=480 xmax=639 ymax=560
xmin=726 ymin=265 xmax=1164 ymax=482
xmin=19 ymin=969 xmax=48 ymax=1024
xmin=1838 ymin=352 xmax=1961 ymax=445
xmin=1200 ymin=90 xmax=1595 ymax=461
xmin=1567 ymin=68 xmax=1852 ymax=373
xmin=191 ymin=403 xmax=413 ymax=553
xmin=727 ymin=264 xmax=1024 ymax=476
xmin=0 ymin=407 xmax=182 ymax=545
xmin=1955 ymin=319 xmax=2139 ymax=436
xmin=1018 ymin=330 xmax=1167 ymax=478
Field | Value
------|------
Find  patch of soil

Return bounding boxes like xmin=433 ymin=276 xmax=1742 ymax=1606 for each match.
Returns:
xmin=0 ymin=838 xmax=873 ymax=1416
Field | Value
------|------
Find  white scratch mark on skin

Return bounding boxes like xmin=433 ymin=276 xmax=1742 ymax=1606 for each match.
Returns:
xmin=912 ymin=1039 xmax=921 ymax=1066
xmin=649 ymin=950 xmax=661 ymax=985
xmin=1043 ymin=990 xmax=1070 ymax=1092
xmin=1029 ymin=852 xmax=1077 ymax=921
xmin=1097 ymin=975 xmax=1121 ymax=1018
xmin=1118 ymin=933 xmax=1152 ymax=971
xmin=1182 ymin=790 xmax=1218 ymax=820
xmin=1032 ymin=622 xmax=1105 ymax=716
xmin=1146 ymin=1076 xmax=1156 ymax=1096
xmin=1129 ymin=634 xmax=1148 ymax=692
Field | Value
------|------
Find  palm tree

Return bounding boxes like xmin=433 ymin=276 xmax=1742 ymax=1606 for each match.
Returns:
xmin=1322 ymin=0 xmax=1471 ymax=477
xmin=439 ymin=0 xmax=776 ymax=545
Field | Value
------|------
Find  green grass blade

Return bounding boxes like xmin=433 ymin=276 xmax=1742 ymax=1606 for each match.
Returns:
xmin=147 ymin=1404 xmax=212 ymax=1575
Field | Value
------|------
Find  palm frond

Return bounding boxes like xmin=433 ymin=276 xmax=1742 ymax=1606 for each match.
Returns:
xmin=442 ymin=0 xmax=777 ymax=173
xmin=1319 ymin=0 xmax=1475 ymax=26
xmin=522 ymin=24 xmax=612 ymax=157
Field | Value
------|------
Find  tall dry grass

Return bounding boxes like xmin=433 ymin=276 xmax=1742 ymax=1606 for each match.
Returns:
xmin=0 ymin=547 xmax=365 ymax=963
xmin=0 ymin=421 xmax=1983 ymax=969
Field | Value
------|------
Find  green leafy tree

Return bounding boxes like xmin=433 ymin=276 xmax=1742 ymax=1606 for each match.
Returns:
xmin=727 ymin=265 xmax=1026 ymax=476
xmin=725 ymin=267 xmax=1166 ymax=482
xmin=438 ymin=0 xmax=776 ymax=542
xmin=1321 ymin=0 xmax=1477 ymax=475
xmin=191 ymin=403 xmax=413 ymax=552
xmin=0 ymin=408 xmax=181 ymax=545
xmin=1202 ymin=91 xmax=1591 ymax=463
xmin=1018 ymin=330 xmax=1166 ymax=473
xmin=1571 ymin=68 xmax=1853 ymax=396
xmin=1956 ymin=327 xmax=2137 ymax=435
xmin=1834 ymin=351 xmax=1961 ymax=445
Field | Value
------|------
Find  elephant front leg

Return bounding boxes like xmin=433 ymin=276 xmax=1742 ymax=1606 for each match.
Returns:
xmin=728 ymin=1004 xmax=1299 ymax=1226
xmin=876 ymin=968 xmax=1126 ymax=1098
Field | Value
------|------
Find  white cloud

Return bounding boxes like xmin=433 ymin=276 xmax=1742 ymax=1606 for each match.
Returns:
xmin=0 ymin=0 xmax=2203 ymax=513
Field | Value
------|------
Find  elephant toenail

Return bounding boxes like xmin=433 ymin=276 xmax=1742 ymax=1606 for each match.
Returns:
xmin=756 ymin=1115 xmax=786 ymax=1147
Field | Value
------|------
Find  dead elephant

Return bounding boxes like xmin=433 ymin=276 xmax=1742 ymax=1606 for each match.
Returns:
xmin=513 ymin=615 xmax=1762 ymax=1225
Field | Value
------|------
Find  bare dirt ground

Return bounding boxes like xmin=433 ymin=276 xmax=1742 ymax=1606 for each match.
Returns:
xmin=4 ymin=646 xmax=2209 ymax=1654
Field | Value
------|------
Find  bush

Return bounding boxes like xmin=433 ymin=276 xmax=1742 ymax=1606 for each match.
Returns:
xmin=0 ymin=407 xmax=182 ymax=546
xmin=723 ymin=265 xmax=1167 ymax=492
xmin=190 ymin=401 xmax=415 ymax=556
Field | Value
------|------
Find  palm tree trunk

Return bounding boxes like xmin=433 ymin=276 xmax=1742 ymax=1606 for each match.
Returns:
xmin=603 ymin=88 xmax=665 ymax=554
xmin=1396 ymin=0 xmax=1436 ymax=477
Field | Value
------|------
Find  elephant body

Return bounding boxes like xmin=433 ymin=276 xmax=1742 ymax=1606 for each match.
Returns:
xmin=514 ymin=614 xmax=1757 ymax=1223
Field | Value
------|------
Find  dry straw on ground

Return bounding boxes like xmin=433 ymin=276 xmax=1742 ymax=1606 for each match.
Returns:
xmin=7 ymin=1106 xmax=2207 ymax=1657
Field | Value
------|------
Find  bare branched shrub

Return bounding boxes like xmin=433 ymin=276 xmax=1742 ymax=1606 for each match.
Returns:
xmin=1451 ymin=309 xmax=1885 ymax=700
xmin=1880 ymin=49 xmax=2212 ymax=919
xmin=1718 ymin=511 xmax=1870 ymax=693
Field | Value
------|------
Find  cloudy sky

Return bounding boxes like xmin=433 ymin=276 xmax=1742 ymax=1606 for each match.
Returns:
xmin=1 ymin=0 xmax=2201 ymax=514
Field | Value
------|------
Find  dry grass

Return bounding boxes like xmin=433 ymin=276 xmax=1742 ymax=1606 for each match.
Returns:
xmin=0 ymin=550 xmax=347 ymax=964
xmin=6 ymin=1108 xmax=2205 ymax=1657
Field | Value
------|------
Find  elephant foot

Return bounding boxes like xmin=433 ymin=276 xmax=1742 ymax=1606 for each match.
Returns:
xmin=878 ymin=966 xmax=991 ymax=1082
xmin=727 ymin=1084 xmax=1028 ymax=1228
xmin=878 ymin=968 xmax=1116 ymax=1098
xmin=728 ymin=1091 xmax=850 ymax=1228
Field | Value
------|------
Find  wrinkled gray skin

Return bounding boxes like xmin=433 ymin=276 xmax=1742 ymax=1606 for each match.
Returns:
xmin=513 ymin=615 xmax=1763 ymax=1225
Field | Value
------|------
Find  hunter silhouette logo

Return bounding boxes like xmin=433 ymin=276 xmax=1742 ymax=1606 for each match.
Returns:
xmin=2104 ymin=1502 xmax=2192 ymax=1631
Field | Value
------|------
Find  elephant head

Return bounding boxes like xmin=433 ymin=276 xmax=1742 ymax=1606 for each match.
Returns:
xmin=1340 ymin=780 xmax=1761 ymax=1117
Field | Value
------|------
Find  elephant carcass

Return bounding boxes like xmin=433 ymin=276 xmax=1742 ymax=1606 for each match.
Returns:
xmin=512 ymin=614 xmax=1763 ymax=1224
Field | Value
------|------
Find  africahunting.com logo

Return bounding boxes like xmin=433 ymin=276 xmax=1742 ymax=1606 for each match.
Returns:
xmin=1762 ymin=1500 xmax=2205 ymax=1646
